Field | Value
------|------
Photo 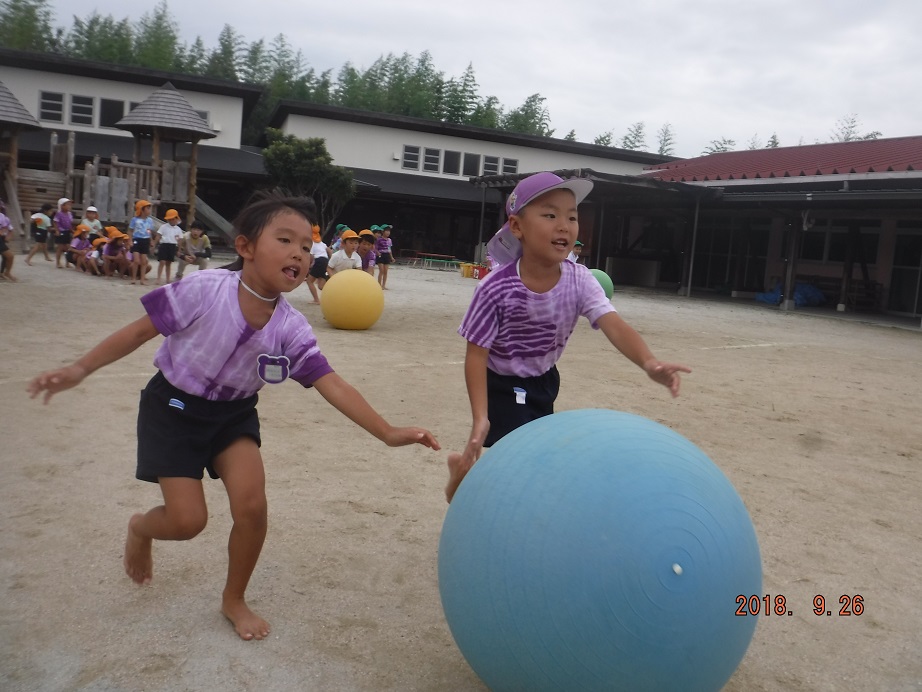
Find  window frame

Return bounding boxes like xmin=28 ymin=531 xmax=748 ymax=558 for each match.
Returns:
xmin=402 ymin=144 xmax=421 ymax=171
xmin=39 ymin=91 xmax=64 ymax=123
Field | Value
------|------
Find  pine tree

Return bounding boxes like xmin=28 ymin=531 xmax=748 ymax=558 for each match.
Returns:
xmin=620 ymin=121 xmax=646 ymax=150
xmin=656 ymin=123 xmax=676 ymax=156
xmin=0 ymin=0 xmax=55 ymax=51
xmin=765 ymin=133 xmax=780 ymax=148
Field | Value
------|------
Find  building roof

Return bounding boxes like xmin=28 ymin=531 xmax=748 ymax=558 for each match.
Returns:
xmin=643 ymin=136 xmax=922 ymax=182
xmin=117 ymin=82 xmax=216 ymax=141
xmin=269 ymin=100 xmax=676 ymax=167
xmin=0 ymin=48 xmax=264 ymax=121
xmin=0 ymin=79 xmax=41 ymax=130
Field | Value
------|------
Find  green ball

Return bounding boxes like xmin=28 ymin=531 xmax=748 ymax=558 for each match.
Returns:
xmin=590 ymin=268 xmax=614 ymax=299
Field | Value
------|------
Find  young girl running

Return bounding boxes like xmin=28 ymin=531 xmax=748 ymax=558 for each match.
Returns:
xmin=28 ymin=193 xmax=440 ymax=641
xmin=25 ymin=203 xmax=55 ymax=265
xmin=129 ymin=200 xmax=155 ymax=285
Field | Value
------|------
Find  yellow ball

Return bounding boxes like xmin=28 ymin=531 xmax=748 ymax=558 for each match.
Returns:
xmin=320 ymin=270 xmax=384 ymax=330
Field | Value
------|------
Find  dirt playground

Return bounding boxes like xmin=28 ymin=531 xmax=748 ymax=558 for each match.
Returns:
xmin=1 ymin=260 xmax=920 ymax=691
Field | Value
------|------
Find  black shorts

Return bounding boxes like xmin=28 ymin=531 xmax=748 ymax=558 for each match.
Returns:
xmin=32 ymin=228 xmax=48 ymax=243
xmin=0 ymin=237 xmax=8 ymax=254
xmin=132 ymin=238 xmax=151 ymax=256
xmin=157 ymin=243 xmax=178 ymax=261
xmin=136 ymin=371 xmax=261 ymax=483
xmin=377 ymin=252 xmax=393 ymax=265
xmin=309 ymin=256 xmax=329 ymax=278
xmin=484 ymin=366 xmax=560 ymax=447
xmin=55 ymin=232 xmax=72 ymax=245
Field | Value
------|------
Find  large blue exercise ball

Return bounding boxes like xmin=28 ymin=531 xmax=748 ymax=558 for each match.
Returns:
xmin=438 ymin=409 xmax=761 ymax=692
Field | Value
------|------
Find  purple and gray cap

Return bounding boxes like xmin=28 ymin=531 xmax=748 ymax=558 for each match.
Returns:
xmin=486 ymin=172 xmax=593 ymax=266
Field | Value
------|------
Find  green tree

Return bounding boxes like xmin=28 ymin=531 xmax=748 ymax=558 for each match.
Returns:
xmin=467 ymin=95 xmax=502 ymax=130
xmin=502 ymin=93 xmax=553 ymax=137
xmin=262 ymin=129 xmax=355 ymax=231
xmin=133 ymin=1 xmax=180 ymax=70
xmin=831 ymin=114 xmax=881 ymax=142
xmin=66 ymin=12 xmax=134 ymax=64
xmin=205 ymin=24 xmax=244 ymax=80
xmin=766 ymin=133 xmax=780 ymax=148
xmin=240 ymin=38 xmax=272 ymax=84
xmin=620 ymin=121 xmax=646 ymax=150
xmin=657 ymin=123 xmax=676 ymax=156
xmin=702 ymin=137 xmax=736 ymax=155
xmin=0 ymin=0 xmax=55 ymax=51
xmin=593 ymin=131 xmax=613 ymax=147
xmin=746 ymin=133 xmax=762 ymax=150
xmin=564 ymin=130 xmax=577 ymax=142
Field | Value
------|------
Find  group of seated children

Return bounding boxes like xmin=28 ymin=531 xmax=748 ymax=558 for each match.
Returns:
xmin=307 ymin=223 xmax=394 ymax=300
xmin=25 ymin=198 xmax=211 ymax=284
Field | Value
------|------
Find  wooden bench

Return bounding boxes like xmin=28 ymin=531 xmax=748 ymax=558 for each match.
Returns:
xmin=796 ymin=274 xmax=882 ymax=311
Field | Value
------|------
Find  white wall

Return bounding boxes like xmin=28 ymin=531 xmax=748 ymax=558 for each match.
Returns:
xmin=281 ymin=115 xmax=648 ymax=177
xmin=1 ymin=66 xmax=243 ymax=148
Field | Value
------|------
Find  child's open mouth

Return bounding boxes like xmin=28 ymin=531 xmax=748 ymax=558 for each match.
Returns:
xmin=282 ymin=265 xmax=299 ymax=279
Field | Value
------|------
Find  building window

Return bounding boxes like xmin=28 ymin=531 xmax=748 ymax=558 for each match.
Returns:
xmin=99 ymin=99 xmax=124 ymax=128
xmin=402 ymin=145 xmax=420 ymax=170
xmin=39 ymin=91 xmax=64 ymax=122
xmin=463 ymin=153 xmax=481 ymax=177
xmin=483 ymin=156 xmax=499 ymax=176
xmin=502 ymin=158 xmax=519 ymax=174
xmin=423 ymin=148 xmax=440 ymax=173
xmin=800 ymin=220 xmax=880 ymax=264
xmin=443 ymin=150 xmax=461 ymax=175
xmin=70 ymin=95 xmax=94 ymax=126
xmin=194 ymin=109 xmax=210 ymax=126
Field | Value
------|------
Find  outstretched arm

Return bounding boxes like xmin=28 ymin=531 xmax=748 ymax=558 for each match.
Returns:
xmin=28 ymin=315 xmax=160 ymax=404
xmin=597 ymin=312 xmax=691 ymax=397
xmin=313 ymin=372 xmax=440 ymax=449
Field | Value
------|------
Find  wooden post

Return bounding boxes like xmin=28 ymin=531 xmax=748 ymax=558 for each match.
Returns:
xmin=82 ymin=160 xmax=94 ymax=211
xmin=151 ymin=128 xmax=161 ymax=205
xmin=49 ymin=131 xmax=57 ymax=171
xmin=132 ymin=136 xmax=141 ymax=166
xmin=187 ymin=138 xmax=199 ymax=227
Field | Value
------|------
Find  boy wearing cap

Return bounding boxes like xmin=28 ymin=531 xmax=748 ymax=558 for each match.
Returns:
xmin=80 ymin=206 xmax=104 ymax=242
xmin=567 ymin=239 xmax=584 ymax=263
xmin=357 ymin=230 xmax=377 ymax=275
xmin=445 ymin=172 xmax=691 ymax=502
xmin=176 ymin=221 xmax=211 ymax=279
xmin=129 ymin=200 xmax=155 ymax=285
xmin=153 ymin=209 xmax=183 ymax=284
xmin=26 ymin=203 xmax=55 ymax=265
xmin=326 ymin=229 xmax=362 ymax=274
xmin=53 ymin=198 xmax=74 ymax=268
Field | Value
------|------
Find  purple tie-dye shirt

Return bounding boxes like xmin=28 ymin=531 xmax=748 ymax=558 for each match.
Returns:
xmin=458 ymin=260 xmax=616 ymax=377
xmin=141 ymin=269 xmax=333 ymax=400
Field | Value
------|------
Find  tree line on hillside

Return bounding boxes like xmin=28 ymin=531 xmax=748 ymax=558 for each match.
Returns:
xmin=1 ymin=1 xmax=883 ymax=154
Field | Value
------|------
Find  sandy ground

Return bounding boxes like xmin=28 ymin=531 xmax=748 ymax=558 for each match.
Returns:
xmin=1 ymin=258 xmax=921 ymax=692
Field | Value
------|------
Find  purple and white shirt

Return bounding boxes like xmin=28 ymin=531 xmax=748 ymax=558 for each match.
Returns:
xmin=375 ymin=237 xmax=392 ymax=255
xmin=458 ymin=260 xmax=615 ymax=377
xmin=361 ymin=248 xmax=377 ymax=270
xmin=141 ymin=269 xmax=333 ymax=400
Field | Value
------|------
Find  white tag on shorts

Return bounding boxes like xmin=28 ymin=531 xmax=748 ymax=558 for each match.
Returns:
xmin=513 ymin=387 xmax=526 ymax=405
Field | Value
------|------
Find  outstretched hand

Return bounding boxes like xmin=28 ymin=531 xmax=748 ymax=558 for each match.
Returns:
xmin=644 ymin=360 xmax=692 ymax=397
xmin=27 ymin=364 xmax=88 ymax=404
xmin=383 ymin=426 xmax=441 ymax=450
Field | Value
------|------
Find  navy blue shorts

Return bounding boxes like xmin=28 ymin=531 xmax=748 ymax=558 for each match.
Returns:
xmin=136 ymin=371 xmax=261 ymax=483
xmin=484 ymin=366 xmax=560 ymax=447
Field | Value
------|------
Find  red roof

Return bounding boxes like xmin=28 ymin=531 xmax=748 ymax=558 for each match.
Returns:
xmin=643 ymin=136 xmax=922 ymax=182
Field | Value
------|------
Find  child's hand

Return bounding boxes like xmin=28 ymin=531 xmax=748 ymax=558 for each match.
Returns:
xmin=27 ymin=364 xmax=88 ymax=404
xmin=383 ymin=426 xmax=441 ymax=450
xmin=644 ymin=360 xmax=692 ymax=397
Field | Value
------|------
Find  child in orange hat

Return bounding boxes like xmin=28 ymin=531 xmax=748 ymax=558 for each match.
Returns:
xmin=129 ymin=200 xmax=155 ymax=285
xmin=154 ymin=209 xmax=183 ymax=284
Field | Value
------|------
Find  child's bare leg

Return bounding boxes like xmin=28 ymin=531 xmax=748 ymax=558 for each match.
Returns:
xmin=124 ymin=477 xmax=208 ymax=585
xmin=213 ymin=437 xmax=270 ymax=641
xmin=306 ymin=277 xmax=320 ymax=303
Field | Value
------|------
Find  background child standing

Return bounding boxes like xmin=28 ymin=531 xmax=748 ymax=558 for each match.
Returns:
xmin=28 ymin=193 xmax=439 ymax=642
xmin=25 ymin=203 xmax=55 ymax=265
xmin=154 ymin=209 xmax=183 ymax=284
xmin=445 ymin=172 xmax=690 ymax=502
xmin=129 ymin=200 xmax=155 ymax=285
xmin=375 ymin=224 xmax=394 ymax=289
xmin=53 ymin=197 xmax=74 ymax=268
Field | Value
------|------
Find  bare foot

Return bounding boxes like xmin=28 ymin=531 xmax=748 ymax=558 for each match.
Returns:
xmin=445 ymin=452 xmax=467 ymax=503
xmin=310 ymin=300 xmax=320 ymax=305
xmin=140 ymin=280 xmax=148 ymax=286
xmin=25 ymin=260 xmax=32 ymax=266
xmin=130 ymin=280 xmax=136 ymax=285
xmin=123 ymin=513 xmax=153 ymax=585
xmin=222 ymin=595 xmax=270 ymax=641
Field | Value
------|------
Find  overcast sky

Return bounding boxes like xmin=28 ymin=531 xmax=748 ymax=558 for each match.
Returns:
xmin=51 ymin=0 xmax=922 ymax=158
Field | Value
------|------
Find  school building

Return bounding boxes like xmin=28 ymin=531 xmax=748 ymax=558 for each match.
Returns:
xmin=2 ymin=47 xmax=921 ymax=319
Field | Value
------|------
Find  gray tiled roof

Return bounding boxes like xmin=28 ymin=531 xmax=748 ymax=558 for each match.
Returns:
xmin=116 ymin=82 xmax=216 ymax=140
xmin=0 ymin=80 xmax=41 ymax=129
